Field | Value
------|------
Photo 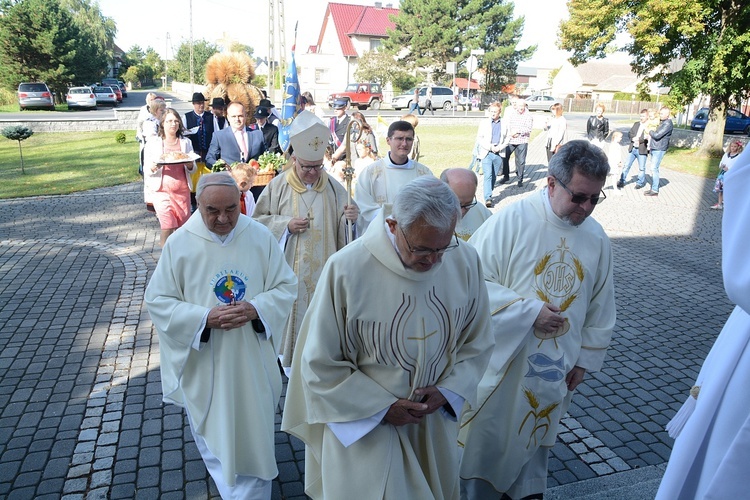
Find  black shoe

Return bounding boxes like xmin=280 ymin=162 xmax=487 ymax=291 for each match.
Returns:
xmin=616 ymin=179 xmax=625 ymax=189
xmin=485 ymin=199 xmax=493 ymax=208
xmin=498 ymin=176 xmax=510 ymax=185
xmin=644 ymin=189 xmax=659 ymax=196
xmin=634 ymin=183 xmax=645 ymax=190
xmin=517 ymin=180 xmax=523 ymax=187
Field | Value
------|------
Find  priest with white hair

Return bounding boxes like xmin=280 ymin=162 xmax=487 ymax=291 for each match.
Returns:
xmin=282 ymin=176 xmax=493 ymax=499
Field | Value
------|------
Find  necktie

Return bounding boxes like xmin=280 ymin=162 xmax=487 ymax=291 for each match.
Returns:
xmin=198 ymin=115 xmax=205 ymax=151
xmin=240 ymin=193 xmax=247 ymax=215
xmin=235 ymin=129 xmax=248 ymax=161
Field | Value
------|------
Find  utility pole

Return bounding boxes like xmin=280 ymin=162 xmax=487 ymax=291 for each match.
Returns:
xmin=189 ymin=0 xmax=194 ymax=93
xmin=164 ymin=33 xmax=171 ymax=90
xmin=268 ymin=0 xmax=287 ymax=100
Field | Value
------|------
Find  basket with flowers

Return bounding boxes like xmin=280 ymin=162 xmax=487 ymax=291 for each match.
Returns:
xmin=255 ymin=151 xmax=287 ymax=186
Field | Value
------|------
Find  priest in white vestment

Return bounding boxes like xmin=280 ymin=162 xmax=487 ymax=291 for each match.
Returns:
xmin=253 ymin=111 xmax=360 ymax=373
xmin=459 ymin=140 xmax=616 ymax=499
xmin=656 ymin=146 xmax=750 ymax=499
xmin=282 ymin=177 xmax=494 ymax=500
xmin=354 ymin=120 xmax=434 ymax=232
xmin=440 ymin=168 xmax=492 ymax=241
xmin=145 ymin=173 xmax=297 ymax=499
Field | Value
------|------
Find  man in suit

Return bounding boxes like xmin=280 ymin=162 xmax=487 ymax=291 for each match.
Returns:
xmin=250 ymin=106 xmax=281 ymax=154
xmin=210 ymin=97 xmax=227 ymax=132
xmin=617 ymin=109 xmax=649 ymax=189
xmin=207 ymin=102 xmax=267 ymax=166
xmin=183 ymin=92 xmax=215 ymax=162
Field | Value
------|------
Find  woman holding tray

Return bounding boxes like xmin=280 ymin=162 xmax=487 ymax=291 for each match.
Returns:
xmin=144 ymin=108 xmax=197 ymax=246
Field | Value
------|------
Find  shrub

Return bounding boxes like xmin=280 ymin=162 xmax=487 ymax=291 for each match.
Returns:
xmin=0 ymin=88 xmax=16 ymax=106
xmin=115 ymin=132 xmax=126 ymax=144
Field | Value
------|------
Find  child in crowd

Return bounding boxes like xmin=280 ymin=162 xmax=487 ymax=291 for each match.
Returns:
xmin=608 ymin=131 xmax=624 ymax=192
xmin=230 ymin=162 xmax=257 ymax=216
xmin=712 ymin=140 xmax=744 ymax=209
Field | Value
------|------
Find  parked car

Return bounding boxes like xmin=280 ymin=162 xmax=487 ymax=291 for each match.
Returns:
xmin=391 ymin=87 xmax=418 ymax=110
xmin=93 ymin=86 xmax=118 ymax=106
xmin=66 ymin=87 xmax=97 ymax=110
xmin=690 ymin=107 xmax=750 ymax=135
xmin=525 ymin=95 xmax=562 ymax=112
xmin=392 ymin=86 xmax=456 ymax=111
xmin=117 ymin=82 xmax=128 ymax=98
xmin=327 ymin=83 xmax=383 ymax=110
xmin=17 ymin=82 xmax=55 ymax=111
xmin=420 ymin=86 xmax=455 ymax=111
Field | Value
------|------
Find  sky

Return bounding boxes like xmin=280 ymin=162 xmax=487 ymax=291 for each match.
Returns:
xmin=97 ymin=0 xmax=571 ymax=69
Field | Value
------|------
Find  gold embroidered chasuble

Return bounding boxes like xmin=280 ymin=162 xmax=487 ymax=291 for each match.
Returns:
xmin=459 ymin=190 xmax=616 ymax=494
xmin=253 ymin=168 xmax=352 ymax=368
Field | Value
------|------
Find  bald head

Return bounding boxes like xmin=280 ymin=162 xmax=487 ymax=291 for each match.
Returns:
xmin=440 ymin=169 xmax=478 ymax=216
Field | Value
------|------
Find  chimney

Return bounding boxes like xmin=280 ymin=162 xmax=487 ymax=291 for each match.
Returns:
xmin=374 ymin=2 xmax=382 ymax=7
xmin=385 ymin=3 xmax=392 ymax=7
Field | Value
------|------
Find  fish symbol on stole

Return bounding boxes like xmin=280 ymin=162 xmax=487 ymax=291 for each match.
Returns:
xmin=525 ymin=353 xmax=565 ymax=382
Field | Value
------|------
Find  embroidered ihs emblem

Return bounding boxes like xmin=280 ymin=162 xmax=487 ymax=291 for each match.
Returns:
xmin=532 ymin=238 xmax=584 ymax=347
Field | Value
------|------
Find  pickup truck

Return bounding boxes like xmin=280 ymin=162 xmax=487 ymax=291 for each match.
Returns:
xmin=328 ymin=83 xmax=383 ymax=110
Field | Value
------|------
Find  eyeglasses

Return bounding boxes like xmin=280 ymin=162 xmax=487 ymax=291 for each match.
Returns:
xmin=298 ymin=162 xmax=324 ymax=171
xmin=399 ymin=226 xmax=459 ymax=257
xmin=554 ymin=177 xmax=606 ymax=205
xmin=460 ymin=197 xmax=478 ymax=211
xmin=389 ymin=135 xmax=414 ymax=143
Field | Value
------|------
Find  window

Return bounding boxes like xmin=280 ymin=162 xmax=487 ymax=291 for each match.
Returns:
xmin=315 ymin=68 xmax=329 ymax=84
xmin=369 ymin=39 xmax=382 ymax=51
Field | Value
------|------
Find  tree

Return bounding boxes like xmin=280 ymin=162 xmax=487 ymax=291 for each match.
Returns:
xmin=354 ymin=50 xmax=410 ymax=88
xmin=172 ymin=40 xmax=220 ymax=83
xmin=230 ymin=42 xmax=254 ymax=57
xmin=559 ymin=0 xmax=750 ymax=154
xmin=61 ymin=0 xmax=116 ymax=84
xmin=457 ymin=0 xmax=534 ymax=93
xmin=384 ymin=0 xmax=532 ymax=91
xmin=383 ymin=0 xmax=463 ymax=75
xmin=2 ymin=125 xmax=34 ymax=174
xmin=0 ymin=0 xmax=78 ymax=94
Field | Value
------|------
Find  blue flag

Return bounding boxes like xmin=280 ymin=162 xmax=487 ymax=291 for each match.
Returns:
xmin=279 ymin=51 xmax=300 ymax=152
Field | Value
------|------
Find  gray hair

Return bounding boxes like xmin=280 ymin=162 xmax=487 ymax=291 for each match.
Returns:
xmin=196 ymin=172 xmax=240 ymax=201
xmin=391 ymin=177 xmax=460 ymax=233
xmin=548 ymin=140 xmax=609 ymax=184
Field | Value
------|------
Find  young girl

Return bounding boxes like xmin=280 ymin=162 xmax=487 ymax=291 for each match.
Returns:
xmin=712 ymin=141 xmax=744 ymax=209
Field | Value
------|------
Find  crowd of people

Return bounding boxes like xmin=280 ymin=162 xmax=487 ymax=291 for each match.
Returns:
xmin=140 ymin=89 xmax=747 ymax=499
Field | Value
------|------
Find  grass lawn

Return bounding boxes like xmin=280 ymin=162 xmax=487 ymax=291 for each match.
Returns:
xmin=0 ymin=125 xmax=719 ymax=199
xmin=0 ymin=103 xmax=72 ymax=112
xmin=0 ymin=130 xmax=140 ymax=199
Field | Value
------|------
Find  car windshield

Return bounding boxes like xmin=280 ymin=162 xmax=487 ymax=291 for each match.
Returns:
xmin=20 ymin=84 xmax=47 ymax=92
xmin=70 ymin=88 xmax=89 ymax=94
xmin=345 ymin=84 xmax=359 ymax=92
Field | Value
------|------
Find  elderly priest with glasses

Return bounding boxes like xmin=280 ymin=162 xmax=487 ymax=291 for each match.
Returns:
xmin=253 ymin=110 xmax=360 ymax=374
xmin=459 ymin=139 xmax=616 ymax=500
xmin=282 ymin=176 xmax=494 ymax=499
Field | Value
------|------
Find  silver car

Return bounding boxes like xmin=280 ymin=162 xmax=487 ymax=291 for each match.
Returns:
xmin=525 ymin=95 xmax=561 ymax=112
xmin=66 ymin=87 xmax=97 ymax=110
xmin=93 ymin=86 xmax=118 ymax=107
xmin=18 ymin=82 xmax=55 ymax=111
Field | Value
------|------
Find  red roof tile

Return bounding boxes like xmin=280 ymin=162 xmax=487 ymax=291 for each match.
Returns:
xmin=322 ymin=2 xmax=398 ymax=58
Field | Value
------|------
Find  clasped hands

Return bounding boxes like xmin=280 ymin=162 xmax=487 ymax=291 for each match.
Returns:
xmin=384 ymin=386 xmax=447 ymax=426
xmin=206 ymin=301 xmax=258 ymax=330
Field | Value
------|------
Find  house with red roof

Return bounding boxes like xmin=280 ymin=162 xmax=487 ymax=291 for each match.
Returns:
xmin=296 ymin=1 xmax=398 ymax=106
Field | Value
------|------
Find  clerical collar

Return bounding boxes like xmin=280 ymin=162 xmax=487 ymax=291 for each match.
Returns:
xmin=207 ymin=227 xmax=237 ymax=246
xmin=386 ymin=153 xmax=412 ymax=169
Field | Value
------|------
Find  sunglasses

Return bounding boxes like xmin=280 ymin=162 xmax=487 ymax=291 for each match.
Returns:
xmin=554 ymin=177 xmax=606 ymax=205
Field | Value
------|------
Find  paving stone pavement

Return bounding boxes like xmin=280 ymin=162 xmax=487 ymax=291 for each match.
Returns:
xmin=0 ymin=134 xmax=732 ymax=499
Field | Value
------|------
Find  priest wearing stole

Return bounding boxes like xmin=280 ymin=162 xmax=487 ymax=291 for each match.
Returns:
xmin=145 ymin=172 xmax=297 ymax=499
xmin=282 ymin=176 xmax=494 ymax=499
xmin=459 ymin=140 xmax=616 ymax=500
xmin=253 ymin=110 xmax=360 ymax=373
